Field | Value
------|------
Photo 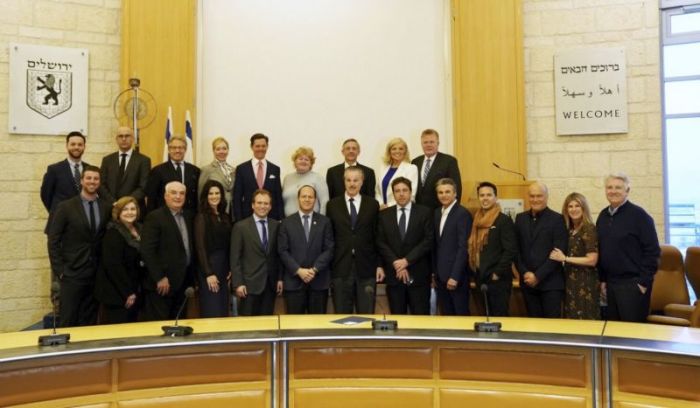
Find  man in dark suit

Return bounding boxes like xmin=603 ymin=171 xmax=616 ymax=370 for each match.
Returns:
xmin=140 ymin=181 xmax=196 ymax=321
xmin=278 ymin=185 xmax=334 ymax=314
xmin=433 ymin=178 xmax=472 ymax=315
xmin=376 ymin=177 xmax=433 ymax=315
xmin=232 ymin=133 xmax=284 ymax=221
xmin=145 ymin=135 xmax=200 ymax=213
xmin=99 ymin=126 xmax=151 ymax=206
xmin=41 ymin=131 xmax=90 ymax=300
xmin=326 ymin=166 xmax=382 ymax=314
xmin=411 ymin=129 xmax=462 ymax=210
xmin=470 ymin=182 xmax=517 ymax=317
xmin=514 ymin=182 xmax=568 ymax=318
xmin=47 ymin=165 xmax=110 ymax=327
xmin=231 ymin=189 xmax=282 ymax=315
xmin=41 ymin=131 xmax=90 ymax=232
xmin=326 ymin=138 xmax=376 ymax=199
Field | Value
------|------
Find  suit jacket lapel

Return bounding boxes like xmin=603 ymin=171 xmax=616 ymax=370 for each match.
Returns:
xmin=165 ymin=209 xmax=186 ymax=251
xmin=247 ymin=217 xmax=266 ymax=254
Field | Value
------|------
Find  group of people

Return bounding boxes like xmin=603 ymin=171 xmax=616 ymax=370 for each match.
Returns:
xmin=41 ymin=127 xmax=660 ymax=327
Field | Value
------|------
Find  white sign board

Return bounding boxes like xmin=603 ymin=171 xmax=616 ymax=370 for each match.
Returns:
xmin=554 ymin=48 xmax=627 ymax=135
xmin=8 ymin=43 xmax=89 ymax=135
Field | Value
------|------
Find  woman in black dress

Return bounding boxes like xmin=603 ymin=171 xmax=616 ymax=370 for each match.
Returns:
xmin=195 ymin=180 xmax=232 ymax=317
xmin=549 ymin=192 xmax=600 ymax=320
xmin=95 ymin=196 xmax=144 ymax=324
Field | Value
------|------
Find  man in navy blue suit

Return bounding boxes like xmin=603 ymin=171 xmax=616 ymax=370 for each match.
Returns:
xmin=433 ymin=178 xmax=472 ymax=315
xmin=514 ymin=182 xmax=568 ymax=318
xmin=233 ymin=133 xmax=284 ymax=221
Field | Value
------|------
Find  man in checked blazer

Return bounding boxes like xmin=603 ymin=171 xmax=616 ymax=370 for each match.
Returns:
xmin=47 ymin=166 xmax=110 ymax=327
xmin=278 ymin=185 xmax=334 ymax=314
xmin=326 ymin=166 xmax=382 ymax=314
xmin=411 ymin=129 xmax=462 ymax=210
xmin=230 ymin=189 xmax=282 ymax=316
xmin=145 ymin=135 xmax=200 ymax=214
xmin=99 ymin=126 xmax=151 ymax=207
xmin=232 ymin=133 xmax=284 ymax=221
xmin=376 ymin=177 xmax=434 ymax=315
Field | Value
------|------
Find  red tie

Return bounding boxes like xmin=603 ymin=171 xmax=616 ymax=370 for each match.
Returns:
xmin=256 ymin=161 xmax=264 ymax=189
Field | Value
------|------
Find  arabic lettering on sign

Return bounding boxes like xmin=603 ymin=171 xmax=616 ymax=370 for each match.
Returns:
xmin=560 ymin=84 xmax=621 ymax=99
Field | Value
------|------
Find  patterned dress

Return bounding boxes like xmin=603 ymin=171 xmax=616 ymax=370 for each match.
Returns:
xmin=564 ymin=223 xmax=601 ymax=320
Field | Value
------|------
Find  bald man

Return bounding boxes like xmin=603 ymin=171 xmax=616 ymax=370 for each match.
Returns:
xmin=514 ymin=182 xmax=568 ymax=318
xmin=99 ymin=126 xmax=152 ymax=205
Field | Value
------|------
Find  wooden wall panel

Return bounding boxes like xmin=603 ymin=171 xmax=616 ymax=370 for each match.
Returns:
xmin=451 ymin=0 xmax=525 ymax=200
xmin=292 ymin=388 xmax=433 ymax=408
xmin=615 ymin=355 xmax=700 ymax=402
xmin=440 ymin=389 xmax=587 ymax=408
xmin=117 ymin=390 xmax=267 ymax=408
xmin=121 ymin=0 xmax=197 ymax=163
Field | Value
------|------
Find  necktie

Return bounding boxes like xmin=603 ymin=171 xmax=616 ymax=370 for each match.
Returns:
xmin=175 ymin=162 xmax=183 ymax=183
xmin=256 ymin=161 xmax=264 ymax=189
xmin=118 ymin=153 xmax=127 ymax=179
xmin=422 ymin=158 xmax=432 ymax=186
xmin=399 ymin=207 xmax=407 ymax=240
xmin=88 ymin=200 xmax=96 ymax=235
xmin=259 ymin=219 xmax=268 ymax=251
xmin=349 ymin=198 xmax=358 ymax=229
xmin=303 ymin=214 xmax=310 ymax=241
xmin=73 ymin=163 xmax=81 ymax=192
xmin=174 ymin=212 xmax=191 ymax=265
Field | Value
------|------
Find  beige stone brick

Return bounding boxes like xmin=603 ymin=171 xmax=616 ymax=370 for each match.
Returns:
xmin=65 ymin=31 xmax=107 ymax=44
xmin=88 ymin=44 xmax=120 ymax=70
xmin=537 ymin=152 xmax=575 ymax=178
xmin=609 ymin=151 xmax=649 ymax=176
xmin=0 ymin=233 xmax=27 ymax=260
xmin=627 ymin=76 xmax=646 ymax=103
xmin=18 ymin=25 xmax=64 ymax=40
xmin=525 ymin=1 xmax=575 ymax=12
xmin=532 ymin=81 xmax=554 ymax=107
xmin=541 ymin=9 xmax=596 ymax=35
xmin=77 ymin=5 xmax=119 ymax=34
xmin=529 ymin=46 xmax=555 ymax=72
xmin=596 ymin=5 xmax=644 ymax=31
xmin=34 ymin=1 xmax=78 ymax=30
xmin=0 ymin=0 xmax=33 ymax=25
xmin=0 ymin=193 xmax=29 ymax=220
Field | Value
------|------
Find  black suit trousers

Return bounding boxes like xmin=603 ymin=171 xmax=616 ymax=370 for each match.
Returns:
xmin=285 ymin=287 xmax=328 ymax=314
xmin=59 ymin=276 xmax=98 ymax=327
xmin=606 ymin=280 xmax=651 ymax=322
xmin=436 ymin=280 xmax=470 ymax=316
xmin=142 ymin=287 xmax=187 ymax=321
xmin=386 ymin=283 xmax=430 ymax=315
xmin=522 ymin=285 xmax=563 ymax=318
xmin=332 ymin=272 xmax=375 ymax=314
xmin=238 ymin=282 xmax=276 ymax=316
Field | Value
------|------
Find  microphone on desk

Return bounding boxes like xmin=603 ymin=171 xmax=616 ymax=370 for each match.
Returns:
xmin=162 ymin=287 xmax=195 ymax=337
xmin=369 ymin=284 xmax=398 ymax=331
xmin=38 ymin=282 xmax=70 ymax=346
xmin=474 ymin=284 xmax=502 ymax=333
xmin=492 ymin=162 xmax=527 ymax=181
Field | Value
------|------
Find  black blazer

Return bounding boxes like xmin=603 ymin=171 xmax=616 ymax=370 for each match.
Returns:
xmin=232 ymin=160 xmax=284 ymax=221
xmin=325 ymin=163 xmax=377 ymax=199
xmin=95 ymin=222 xmax=143 ymax=307
xmin=230 ymin=216 xmax=281 ymax=295
xmin=278 ymin=212 xmax=334 ymax=291
xmin=140 ymin=206 xmax=195 ymax=292
xmin=47 ymin=195 xmax=110 ymax=280
xmin=411 ymin=152 xmax=462 ymax=209
xmin=475 ymin=212 xmax=518 ymax=285
xmin=99 ymin=150 xmax=151 ymax=204
xmin=145 ymin=161 xmax=200 ymax=213
xmin=376 ymin=204 xmax=434 ymax=286
xmin=433 ymin=204 xmax=472 ymax=284
xmin=514 ymin=207 xmax=568 ymax=291
xmin=326 ymin=195 xmax=380 ymax=279
xmin=40 ymin=159 xmax=91 ymax=231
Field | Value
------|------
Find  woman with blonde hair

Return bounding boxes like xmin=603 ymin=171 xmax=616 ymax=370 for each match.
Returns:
xmin=95 ymin=196 xmax=145 ymax=324
xmin=375 ymin=137 xmax=418 ymax=209
xmin=198 ymin=137 xmax=235 ymax=217
xmin=281 ymin=146 xmax=329 ymax=216
xmin=549 ymin=192 xmax=600 ymax=320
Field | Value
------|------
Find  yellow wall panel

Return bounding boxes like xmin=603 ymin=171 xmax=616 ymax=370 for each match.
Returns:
xmin=440 ymin=388 xmax=587 ymax=408
xmin=292 ymin=387 xmax=433 ymax=408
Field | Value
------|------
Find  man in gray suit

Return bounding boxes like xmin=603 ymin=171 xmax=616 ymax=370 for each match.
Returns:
xmin=278 ymin=185 xmax=334 ymax=314
xmin=99 ymin=126 xmax=151 ymax=206
xmin=230 ymin=189 xmax=282 ymax=315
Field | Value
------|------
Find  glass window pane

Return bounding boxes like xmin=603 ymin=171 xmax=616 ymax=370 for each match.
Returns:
xmin=665 ymin=80 xmax=700 ymax=114
xmin=664 ymin=43 xmax=700 ymax=78
xmin=670 ymin=12 xmax=700 ymax=35
xmin=666 ymin=118 xmax=700 ymax=252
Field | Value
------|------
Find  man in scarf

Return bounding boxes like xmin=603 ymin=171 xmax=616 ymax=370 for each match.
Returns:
xmin=468 ymin=182 xmax=517 ymax=316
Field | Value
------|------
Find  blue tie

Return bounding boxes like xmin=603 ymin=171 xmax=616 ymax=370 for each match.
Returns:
xmin=399 ymin=207 xmax=406 ymax=240
xmin=259 ymin=219 xmax=268 ymax=251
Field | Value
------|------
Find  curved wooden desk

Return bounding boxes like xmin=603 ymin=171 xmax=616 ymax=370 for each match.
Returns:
xmin=0 ymin=316 xmax=698 ymax=408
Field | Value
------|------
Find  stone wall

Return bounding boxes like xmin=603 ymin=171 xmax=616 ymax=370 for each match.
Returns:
xmin=523 ymin=0 xmax=664 ymax=238
xmin=0 ymin=0 xmax=121 ymax=331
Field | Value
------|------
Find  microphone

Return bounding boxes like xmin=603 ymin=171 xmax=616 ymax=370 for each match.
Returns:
xmin=474 ymin=284 xmax=502 ymax=332
xmin=162 ymin=287 xmax=195 ymax=337
xmin=38 ymin=282 xmax=70 ymax=346
xmin=369 ymin=284 xmax=398 ymax=331
xmin=492 ymin=162 xmax=526 ymax=181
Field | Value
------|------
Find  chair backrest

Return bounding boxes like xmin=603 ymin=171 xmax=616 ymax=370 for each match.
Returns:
xmin=684 ymin=247 xmax=700 ymax=299
xmin=650 ymin=245 xmax=689 ymax=313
